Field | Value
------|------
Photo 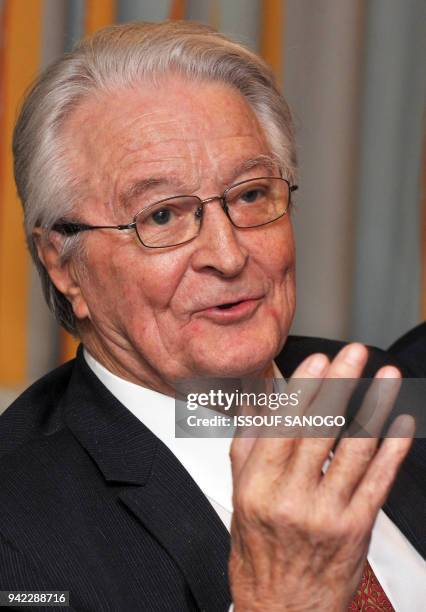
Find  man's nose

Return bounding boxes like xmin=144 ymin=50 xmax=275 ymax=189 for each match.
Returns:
xmin=190 ymin=199 xmax=248 ymax=277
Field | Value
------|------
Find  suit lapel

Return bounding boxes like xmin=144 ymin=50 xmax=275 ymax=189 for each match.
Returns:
xmin=63 ymin=348 xmax=231 ymax=611
xmin=120 ymin=442 xmax=231 ymax=611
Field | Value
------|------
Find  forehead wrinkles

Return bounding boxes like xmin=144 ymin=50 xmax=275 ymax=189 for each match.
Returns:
xmin=99 ymin=106 xmax=202 ymax=179
xmin=113 ymin=112 xmax=194 ymax=149
xmin=63 ymin=81 xmax=269 ymax=217
xmin=66 ymin=105 xmax=200 ymax=187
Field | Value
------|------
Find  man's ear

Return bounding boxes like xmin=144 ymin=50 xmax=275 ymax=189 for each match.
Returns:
xmin=33 ymin=228 xmax=90 ymax=321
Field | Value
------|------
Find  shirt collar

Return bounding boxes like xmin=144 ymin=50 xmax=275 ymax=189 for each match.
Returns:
xmin=83 ymin=348 xmax=284 ymax=513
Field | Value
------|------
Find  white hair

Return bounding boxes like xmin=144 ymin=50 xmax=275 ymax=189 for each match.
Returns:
xmin=13 ymin=20 xmax=297 ymax=335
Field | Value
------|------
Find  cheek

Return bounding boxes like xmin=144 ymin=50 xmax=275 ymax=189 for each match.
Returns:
xmin=85 ymin=241 xmax=190 ymax=321
xmin=251 ymin=221 xmax=295 ymax=281
xmin=252 ymin=223 xmax=296 ymax=322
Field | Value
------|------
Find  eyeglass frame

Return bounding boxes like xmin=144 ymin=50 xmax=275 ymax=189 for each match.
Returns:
xmin=51 ymin=176 xmax=298 ymax=249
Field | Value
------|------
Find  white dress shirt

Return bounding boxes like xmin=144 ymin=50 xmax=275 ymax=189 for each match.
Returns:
xmin=84 ymin=350 xmax=426 ymax=611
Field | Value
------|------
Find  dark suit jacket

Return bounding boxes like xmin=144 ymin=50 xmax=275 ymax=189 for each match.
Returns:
xmin=0 ymin=325 xmax=425 ymax=611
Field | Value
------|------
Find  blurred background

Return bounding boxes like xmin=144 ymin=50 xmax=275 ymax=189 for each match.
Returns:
xmin=0 ymin=0 xmax=425 ymax=409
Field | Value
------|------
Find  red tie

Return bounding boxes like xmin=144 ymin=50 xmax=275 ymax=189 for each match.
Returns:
xmin=349 ymin=560 xmax=395 ymax=611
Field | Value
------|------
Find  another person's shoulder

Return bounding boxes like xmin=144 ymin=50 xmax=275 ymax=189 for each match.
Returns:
xmin=278 ymin=322 xmax=426 ymax=378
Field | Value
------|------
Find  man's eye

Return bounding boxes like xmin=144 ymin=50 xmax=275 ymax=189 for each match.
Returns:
xmin=151 ymin=208 xmax=172 ymax=225
xmin=240 ymin=188 xmax=265 ymax=203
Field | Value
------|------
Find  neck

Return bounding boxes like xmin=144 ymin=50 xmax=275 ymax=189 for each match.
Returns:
xmin=80 ymin=326 xmax=177 ymax=397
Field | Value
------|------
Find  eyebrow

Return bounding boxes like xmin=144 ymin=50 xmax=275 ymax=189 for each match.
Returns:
xmin=119 ymin=177 xmax=172 ymax=209
xmin=119 ymin=154 xmax=279 ymax=210
xmin=226 ymin=154 xmax=278 ymax=184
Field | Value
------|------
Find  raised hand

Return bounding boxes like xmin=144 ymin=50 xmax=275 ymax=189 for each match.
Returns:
xmin=229 ymin=343 xmax=414 ymax=611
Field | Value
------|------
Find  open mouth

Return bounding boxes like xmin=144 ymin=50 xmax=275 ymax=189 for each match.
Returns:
xmin=197 ymin=297 xmax=262 ymax=323
xmin=216 ymin=301 xmax=243 ymax=310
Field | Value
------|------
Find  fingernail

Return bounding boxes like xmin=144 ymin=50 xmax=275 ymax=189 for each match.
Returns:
xmin=342 ymin=343 xmax=366 ymax=366
xmin=306 ymin=354 xmax=328 ymax=375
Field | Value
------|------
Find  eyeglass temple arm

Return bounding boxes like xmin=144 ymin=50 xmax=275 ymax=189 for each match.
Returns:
xmin=50 ymin=221 xmax=136 ymax=235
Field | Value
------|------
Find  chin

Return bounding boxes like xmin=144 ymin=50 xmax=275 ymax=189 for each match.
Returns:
xmin=188 ymin=331 xmax=282 ymax=379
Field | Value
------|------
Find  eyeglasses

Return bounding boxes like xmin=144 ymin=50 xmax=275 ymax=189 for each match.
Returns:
xmin=52 ymin=176 xmax=298 ymax=249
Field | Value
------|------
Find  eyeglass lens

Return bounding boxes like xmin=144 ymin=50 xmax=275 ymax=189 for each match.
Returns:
xmin=135 ymin=177 xmax=290 ymax=248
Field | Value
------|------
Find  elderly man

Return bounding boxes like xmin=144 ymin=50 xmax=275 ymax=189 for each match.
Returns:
xmin=0 ymin=21 xmax=424 ymax=612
